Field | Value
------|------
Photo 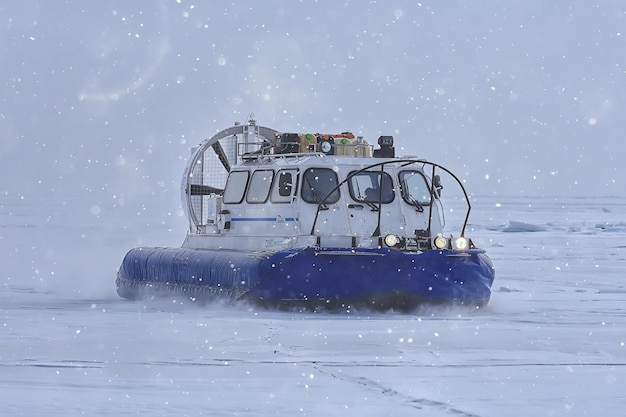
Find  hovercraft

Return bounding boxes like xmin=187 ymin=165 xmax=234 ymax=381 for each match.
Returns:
xmin=116 ymin=117 xmax=495 ymax=310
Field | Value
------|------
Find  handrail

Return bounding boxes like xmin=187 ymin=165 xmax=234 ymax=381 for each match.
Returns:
xmin=309 ymin=158 xmax=471 ymax=239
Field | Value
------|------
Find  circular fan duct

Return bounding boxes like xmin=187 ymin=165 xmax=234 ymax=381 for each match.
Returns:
xmin=181 ymin=117 xmax=278 ymax=229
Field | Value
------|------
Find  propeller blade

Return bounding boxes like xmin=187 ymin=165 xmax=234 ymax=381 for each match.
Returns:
xmin=212 ymin=140 xmax=231 ymax=172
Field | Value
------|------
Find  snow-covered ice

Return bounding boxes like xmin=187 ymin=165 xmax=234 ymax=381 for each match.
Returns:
xmin=2 ymin=1 xmax=625 ymax=415
xmin=1 ymin=194 xmax=625 ymax=416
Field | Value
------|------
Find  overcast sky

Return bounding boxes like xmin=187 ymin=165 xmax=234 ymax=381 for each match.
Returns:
xmin=1 ymin=1 xmax=624 ymax=213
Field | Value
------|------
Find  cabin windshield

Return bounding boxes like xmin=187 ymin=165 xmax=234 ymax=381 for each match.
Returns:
xmin=348 ymin=171 xmax=395 ymax=203
xmin=246 ymin=170 xmax=274 ymax=203
xmin=223 ymin=171 xmax=249 ymax=204
xmin=301 ymin=168 xmax=340 ymax=204
xmin=271 ymin=169 xmax=298 ymax=203
xmin=399 ymin=170 xmax=432 ymax=206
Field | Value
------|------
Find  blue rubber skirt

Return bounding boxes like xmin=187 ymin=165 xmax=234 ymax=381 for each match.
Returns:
xmin=116 ymin=246 xmax=495 ymax=309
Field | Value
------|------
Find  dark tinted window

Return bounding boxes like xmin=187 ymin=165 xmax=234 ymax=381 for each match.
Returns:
xmin=348 ymin=171 xmax=395 ymax=203
xmin=301 ymin=168 xmax=340 ymax=204
xmin=399 ymin=170 xmax=432 ymax=205
xmin=271 ymin=169 xmax=298 ymax=203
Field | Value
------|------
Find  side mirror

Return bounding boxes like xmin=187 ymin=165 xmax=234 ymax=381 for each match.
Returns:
xmin=433 ymin=175 xmax=443 ymax=198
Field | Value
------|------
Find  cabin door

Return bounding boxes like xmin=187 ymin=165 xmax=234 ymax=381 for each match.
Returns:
xmin=396 ymin=169 xmax=438 ymax=236
xmin=345 ymin=170 xmax=405 ymax=239
xmin=265 ymin=168 xmax=302 ymax=239
xmin=298 ymin=167 xmax=351 ymax=241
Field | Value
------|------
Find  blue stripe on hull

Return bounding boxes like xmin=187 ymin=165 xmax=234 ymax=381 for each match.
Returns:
xmin=230 ymin=217 xmax=299 ymax=222
xmin=116 ymin=246 xmax=494 ymax=308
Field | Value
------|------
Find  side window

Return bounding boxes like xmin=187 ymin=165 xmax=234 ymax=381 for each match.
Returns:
xmin=347 ymin=171 xmax=395 ymax=203
xmin=223 ymin=171 xmax=250 ymax=204
xmin=271 ymin=169 xmax=298 ymax=203
xmin=399 ymin=170 xmax=432 ymax=205
xmin=301 ymin=168 xmax=340 ymax=204
xmin=246 ymin=170 xmax=274 ymax=203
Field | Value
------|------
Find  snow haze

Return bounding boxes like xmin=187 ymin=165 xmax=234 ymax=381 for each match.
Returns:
xmin=2 ymin=2 xmax=626 ymax=416
xmin=1 ymin=1 xmax=624 ymax=205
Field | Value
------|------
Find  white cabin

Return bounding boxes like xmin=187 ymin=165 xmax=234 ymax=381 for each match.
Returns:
xmin=181 ymin=120 xmax=447 ymax=253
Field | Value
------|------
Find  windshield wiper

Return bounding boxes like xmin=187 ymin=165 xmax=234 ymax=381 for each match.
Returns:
xmin=304 ymin=176 xmax=329 ymax=210
xmin=365 ymin=201 xmax=379 ymax=211
xmin=405 ymin=195 xmax=424 ymax=212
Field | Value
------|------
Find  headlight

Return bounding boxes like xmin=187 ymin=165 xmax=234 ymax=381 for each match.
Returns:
xmin=320 ymin=141 xmax=332 ymax=153
xmin=358 ymin=237 xmax=373 ymax=248
xmin=384 ymin=234 xmax=400 ymax=248
xmin=452 ymin=237 xmax=469 ymax=250
xmin=433 ymin=235 xmax=447 ymax=250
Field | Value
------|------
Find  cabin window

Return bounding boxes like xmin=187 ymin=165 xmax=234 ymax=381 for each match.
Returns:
xmin=347 ymin=171 xmax=395 ymax=203
xmin=399 ymin=170 xmax=432 ymax=205
xmin=271 ymin=169 xmax=298 ymax=203
xmin=301 ymin=168 xmax=340 ymax=204
xmin=246 ymin=170 xmax=274 ymax=203
xmin=223 ymin=171 xmax=250 ymax=204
